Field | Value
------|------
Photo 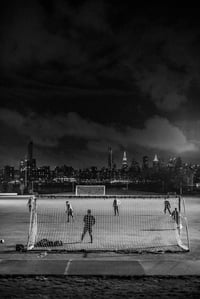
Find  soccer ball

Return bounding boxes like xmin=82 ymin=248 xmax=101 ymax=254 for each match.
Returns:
xmin=0 ymin=239 xmax=5 ymax=244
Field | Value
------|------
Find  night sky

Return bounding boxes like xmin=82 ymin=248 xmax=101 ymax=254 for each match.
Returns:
xmin=1 ymin=1 xmax=200 ymax=168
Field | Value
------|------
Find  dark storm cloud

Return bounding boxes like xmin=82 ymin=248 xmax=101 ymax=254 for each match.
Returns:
xmin=0 ymin=1 xmax=112 ymax=77
xmin=119 ymin=22 xmax=200 ymax=112
xmin=1 ymin=0 xmax=200 ymax=167
xmin=0 ymin=108 xmax=197 ymax=154
xmin=1 ymin=1 xmax=87 ymax=71
xmin=1 ymin=0 xmax=200 ymax=115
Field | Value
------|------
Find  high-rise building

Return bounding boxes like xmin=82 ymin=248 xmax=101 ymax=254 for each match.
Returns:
xmin=167 ymin=157 xmax=176 ymax=169
xmin=122 ymin=151 xmax=128 ymax=169
xmin=19 ymin=141 xmax=37 ymax=185
xmin=3 ymin=165 xmax=14 ymax=181
xmin=108 ymin=147 xmax=113 ymax=170
xmin=153 ymin=154 xmax=159 ymax=170
xmin=19 ymin=159 xmax=25 ymax=173
xmin=130 ymin=159 xmax=140 ymax=173
xmin=27 ymin=141 xmax=37 ymax=181
xmin=142 ymin=156 xmax=149 ymax=170
xmin=36 ymin=166 xmax=51 ymax=181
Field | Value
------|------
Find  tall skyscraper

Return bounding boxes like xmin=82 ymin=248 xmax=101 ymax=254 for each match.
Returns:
xmin=153 ymin=154 xmax=159 ymax=170
xmin=122 ymin=151 xmax=128 ymax=169
xmin=108 ymin=147 xmax=113 ymax=170
xmin=27 ymin=141 xmax=36 ymax=182
xmin=153 ymin=154 xmax=159 ymax=163
xmin=142 ymin=156 xmax=149 ymax=170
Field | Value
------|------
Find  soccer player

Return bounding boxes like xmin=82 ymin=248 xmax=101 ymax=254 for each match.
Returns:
xmin=81 ymin=209 xmax=95 ymax=243
xmin=65 ymin=201 xmax=74 ymax=222
xmin=164 ymin=198 xmax=171 ymax=215
xmin=113 ymin=198 xmax=121 ymax=216
xmin=172 ymin=208 xmax=179 ymax=225
xmin=27 ymin=197 xmax=32 ymax=213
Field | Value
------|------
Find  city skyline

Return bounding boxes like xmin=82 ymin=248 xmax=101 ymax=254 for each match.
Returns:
xmin=1 ymin=1 xmax=200 ymax=168
xmin=1 ymin=140 xmax=198 ymax=171
xmin=1 ymin=140 xmax=196 ymax=198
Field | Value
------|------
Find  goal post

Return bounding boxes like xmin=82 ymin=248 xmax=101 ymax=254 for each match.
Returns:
xmin=27 ymin=197 xmax=37 ymax=250
xmin=75 ymin=185 xmax=105 ymax=196
xmin=27 ymin=194 xmax=190 ymax=252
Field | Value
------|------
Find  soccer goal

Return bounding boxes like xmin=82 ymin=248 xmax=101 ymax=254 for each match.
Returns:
xmin=27 ymin=195 xmax=190 ymax=253
xmin=75 ymin=185 xmax=105 ymax=196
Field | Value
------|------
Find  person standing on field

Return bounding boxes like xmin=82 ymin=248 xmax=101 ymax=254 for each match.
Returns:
xmin=113 ymin=198 xmax=121 ymax=216
xmin=27 ymin=197 xmax=32 ymax=213
xmin=81 ymin=209 xmax=95 ymax=243
xmin=27 ymin=196 xmax=37 ymax=213
xmin=164 ymin=198 xmax=171 ymax=215
xmin=172 ymin=208 xmax=179 ymax=225
xmin=65 ymin=201 xmax=74 ymax=222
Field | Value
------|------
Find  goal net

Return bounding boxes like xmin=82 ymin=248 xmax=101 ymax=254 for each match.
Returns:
xmin=75 ymin=185 xmax=105 ymax=196
xmin=27 ymin=195 xmax=190 ymax=253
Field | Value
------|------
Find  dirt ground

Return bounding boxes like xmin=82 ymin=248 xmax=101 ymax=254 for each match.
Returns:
xmin=0 ymin=276 xmax=200 ymax=298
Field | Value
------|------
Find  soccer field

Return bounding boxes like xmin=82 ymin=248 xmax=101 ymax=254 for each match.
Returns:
xmin=0 ymin=196 xmax=190 ymax=253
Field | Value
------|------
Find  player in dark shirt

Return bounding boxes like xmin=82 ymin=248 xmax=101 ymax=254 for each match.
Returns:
xmin=81 ymin=209 xmax=95 ymax=243
xmin=172 ymin=208 xmax=179 ymax=225
xmin=113 ymin=198 xmax=121 ymax=216
xmin=27 ymin=197 xmax=33 ymax=213
xmin=164 ymin=198 xmax=171 ymax=215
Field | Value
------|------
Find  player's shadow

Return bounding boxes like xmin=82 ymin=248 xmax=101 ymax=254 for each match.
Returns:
xmin=63 ymin=241 xmax=81 ymax=245
xmin=0 ymin=244 xmax=17 ymax=253
xmin=142 ymin=228 xmax=175 ymax=232
xmin=2 ymin=244 xmax=16 ymax=250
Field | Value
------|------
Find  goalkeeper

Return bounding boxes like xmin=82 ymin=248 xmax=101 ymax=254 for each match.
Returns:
xmin=65 ymin=201 xmax=74 ymax=222
xmin=81 ymin=209 xmax=95 ymax=243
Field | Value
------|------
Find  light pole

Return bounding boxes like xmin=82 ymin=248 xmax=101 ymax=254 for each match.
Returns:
xmin=25 ymin=157 xmax=28 ymax=190
xmin=179 ymin=181 xmax=183 ymax=195
xmin=31 ymin=180 xmax=34 ymax=194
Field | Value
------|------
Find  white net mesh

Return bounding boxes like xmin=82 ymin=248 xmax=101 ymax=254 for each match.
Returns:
xmin=27 ymin=195 xmax=189 ymax=252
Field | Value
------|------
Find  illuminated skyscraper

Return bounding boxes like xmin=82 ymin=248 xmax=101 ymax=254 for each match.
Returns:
xmin=153 ymin=154 xmax=159 ymax=170
xmin=122 ymin=151 xmax=128 ymax=169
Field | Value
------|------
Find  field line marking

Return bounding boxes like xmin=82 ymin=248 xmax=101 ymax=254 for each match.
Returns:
xmin=64 ymin=259 xmax=72 ymax=275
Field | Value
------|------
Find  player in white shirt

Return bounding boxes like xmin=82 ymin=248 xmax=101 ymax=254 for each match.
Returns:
xmin=65 ymin=201 xmax=74 ymax=222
